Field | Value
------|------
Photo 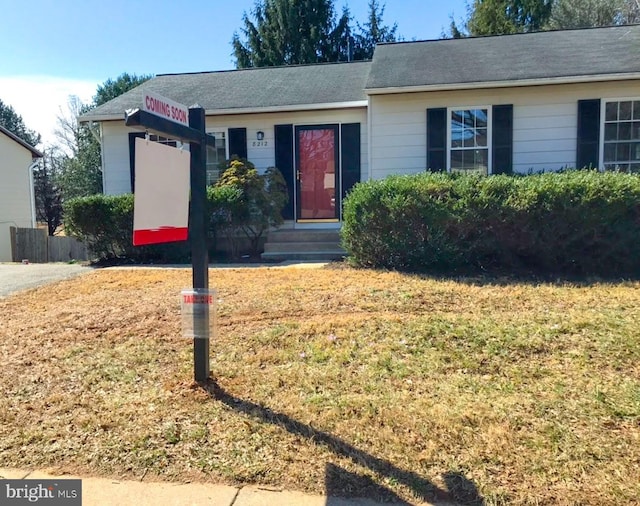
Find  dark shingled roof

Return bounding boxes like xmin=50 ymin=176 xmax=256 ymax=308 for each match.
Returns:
xmin=366 ymin=25 xmax=640 ymax=90
xmin=82 ymin=25 xmax=640 ymax=121
xmin=83 ymin=61 xmax=371 ymax=120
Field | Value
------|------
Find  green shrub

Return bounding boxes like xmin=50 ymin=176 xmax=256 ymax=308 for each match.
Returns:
xmin=342 ymin=171 xmax=640 ymax=276
xmin=207 ymin=184 xmax=245 ymax=259
xmin=215 ymin=158 xmax=288 ymax=257
xmin=64 ymin=194 xmax=135 ymax=260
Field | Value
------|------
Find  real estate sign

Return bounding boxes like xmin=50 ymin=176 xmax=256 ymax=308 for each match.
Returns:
xmin=126 ymin=105 xmax=214 ymax=382
xmin=132 ymin=138 xmax=190 ymax=245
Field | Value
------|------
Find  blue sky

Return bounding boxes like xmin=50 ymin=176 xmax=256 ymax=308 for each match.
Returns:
xmin=0 ymin=0 xmax=468 ymax=145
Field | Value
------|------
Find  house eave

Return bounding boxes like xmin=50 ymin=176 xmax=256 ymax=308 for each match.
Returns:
xmin=365 ymin=73 xmax=640 ymax=95
xmin=80 ymin=100 xmax=368 ymax=123
xmin=206 ymin=100 xmax=368 ymax=116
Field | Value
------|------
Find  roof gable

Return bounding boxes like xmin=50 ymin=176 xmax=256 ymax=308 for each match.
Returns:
xmin=366 ymin=25 xmax=640 ymax=91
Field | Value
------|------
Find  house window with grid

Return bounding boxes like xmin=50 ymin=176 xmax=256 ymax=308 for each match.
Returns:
xmin=449 ymin=108 xmax=490 ymax=175
xmin=206 ymin=131 xmax=226 ymax=185
xmin=603 ymin=100 xmax=640 ymax=173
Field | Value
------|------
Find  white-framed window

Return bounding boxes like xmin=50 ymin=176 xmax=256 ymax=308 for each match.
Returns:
xmin=601 ymin=99 xmax=640 ymax=173
xmin=447 ymin=107 xmax=491 ymax=175
xmin=205 ymin=131 xmax=227 ymax=185
xmin=147 ymin=134 xmax=178 ymax=148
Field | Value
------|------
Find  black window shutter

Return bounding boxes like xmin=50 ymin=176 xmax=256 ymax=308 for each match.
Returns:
xmin=275 ymin=124 xmax=294 ymax=220
xmin=492 ymin=104 xmax=514 ymax=175
xmin=577 ymin=99 xmax=601 ymax=169
xmin=228 ymin=127 xmax=247 ymax=159
xmin=341 ymin=123 xmax=361 ymax=206
xmin=426 ymin=108 xmax=447 ymax=172
xmin=128 ymin=132 xmax=145 ymax=193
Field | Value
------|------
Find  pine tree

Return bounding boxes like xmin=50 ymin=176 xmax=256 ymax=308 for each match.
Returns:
xmin=352 ymin=0 xmax=398 ymax=60
xmin=33 ymin=151 xmax=63 ymax=236
xmin=0 ymin=99 xmax=40 ymax=147
xmin=547 ymin=0 xmax=639 ymax=29
xmin=450 ymin=0 xmax=553 ymax=37
xmin=232 ymin=0 xmax=351 ymax=67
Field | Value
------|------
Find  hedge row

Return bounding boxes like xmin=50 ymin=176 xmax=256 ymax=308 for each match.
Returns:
xmin=341 ymin=171 xmax=640 ymax=276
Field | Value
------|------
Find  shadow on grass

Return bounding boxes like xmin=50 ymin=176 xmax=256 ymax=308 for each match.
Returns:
xmin=200 ymin=379 xmax=485 ymax=505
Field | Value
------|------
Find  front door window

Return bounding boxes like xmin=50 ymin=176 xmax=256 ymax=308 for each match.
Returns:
xmin=296 ymin=126 xmax=339 ymax=221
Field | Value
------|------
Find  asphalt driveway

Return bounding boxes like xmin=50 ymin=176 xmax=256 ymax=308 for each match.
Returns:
xmin=0 ymin=263 xmax=93 ymax=298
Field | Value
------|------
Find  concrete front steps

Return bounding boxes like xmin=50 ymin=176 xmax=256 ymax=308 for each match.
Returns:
xmin=261 ymin=229 xmax=346 ymax=262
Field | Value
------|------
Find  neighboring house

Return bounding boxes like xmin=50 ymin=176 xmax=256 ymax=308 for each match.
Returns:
xmin=0 ymin=125 xmax=42 ymax=262
xmin=81 ymin=25 xmax=640 ymax=232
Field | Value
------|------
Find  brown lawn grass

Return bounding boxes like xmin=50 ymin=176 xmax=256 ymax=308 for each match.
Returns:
xmin=0 ymin=266 xmax=639 ymax=505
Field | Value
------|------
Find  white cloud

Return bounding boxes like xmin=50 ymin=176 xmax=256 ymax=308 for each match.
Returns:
xmin=0 ymin=75 xmax=98 ymax=148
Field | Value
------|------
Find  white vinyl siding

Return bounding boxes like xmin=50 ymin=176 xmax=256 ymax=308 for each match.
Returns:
xmin=368 ymin=80 xmax=640 ymax=179
xmin=101 ymin=121 xmax=133 ymax=195
xmin=0 ymin=132 xmax=36 ymax=261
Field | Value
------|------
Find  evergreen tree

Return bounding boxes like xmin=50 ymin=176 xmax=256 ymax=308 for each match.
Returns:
xmin=93 ymin=72 xmax=152 ymax=106
xmin=232 ymin=0 xmax=351 ymax=67
xmin=33 ymin=150 xmax=63 ymax=236
xmin=0 ymin=99 xmax=40 ymax=147
xmin=352 ymin=0 xmax=398 ymax=60
xmin=450 ymin=0 xmax=553 ymax=37
xmin=547 ymin=0 xmax=639 ymax=29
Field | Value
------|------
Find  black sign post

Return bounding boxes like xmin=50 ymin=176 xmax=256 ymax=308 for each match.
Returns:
xmin=125 ymin=105 xmax=215 ymax=382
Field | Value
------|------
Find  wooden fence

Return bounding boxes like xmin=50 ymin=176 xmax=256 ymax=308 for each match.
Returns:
xmin=10 ymin=227 xmax=88 ymax=263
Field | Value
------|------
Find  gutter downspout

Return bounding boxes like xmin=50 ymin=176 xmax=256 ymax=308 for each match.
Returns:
xmin=87 ymin=121 xmax=107 ymax=193
xmin=367 ymin=95 xmax=372 ymax=181
xmin=28 ymin=158 xmax=39 ymax=227
xmin=86 ymin=121 xmax=101 ymax=144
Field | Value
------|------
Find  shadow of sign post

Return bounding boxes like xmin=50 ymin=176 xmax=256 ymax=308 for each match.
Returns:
xmin=201 ymin=380 xmax=485 ymax=505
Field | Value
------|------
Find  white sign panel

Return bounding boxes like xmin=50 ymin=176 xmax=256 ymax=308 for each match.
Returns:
xmin=142 ymin=91 xmax=189 ymax=127
xmin=181 ymin=289 xmax=216 ymax=339
xmin=133 ymin=138 xmax=190 ymax=245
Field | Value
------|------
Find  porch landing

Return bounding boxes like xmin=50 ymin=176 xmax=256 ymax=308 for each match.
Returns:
xmin=261 ymin=229 xmax=346 ymax=262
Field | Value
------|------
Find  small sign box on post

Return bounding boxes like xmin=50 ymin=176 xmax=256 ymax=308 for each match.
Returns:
xmin=181 ymin=289 xmax=216 ymax=339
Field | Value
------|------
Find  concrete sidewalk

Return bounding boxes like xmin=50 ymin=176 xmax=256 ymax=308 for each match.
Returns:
xmin=0 ymin=469 xmax=446 ymax=506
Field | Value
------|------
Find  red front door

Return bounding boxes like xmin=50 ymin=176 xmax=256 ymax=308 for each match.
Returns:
xmin=296 ymin=125 xmax=339 ymax=221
